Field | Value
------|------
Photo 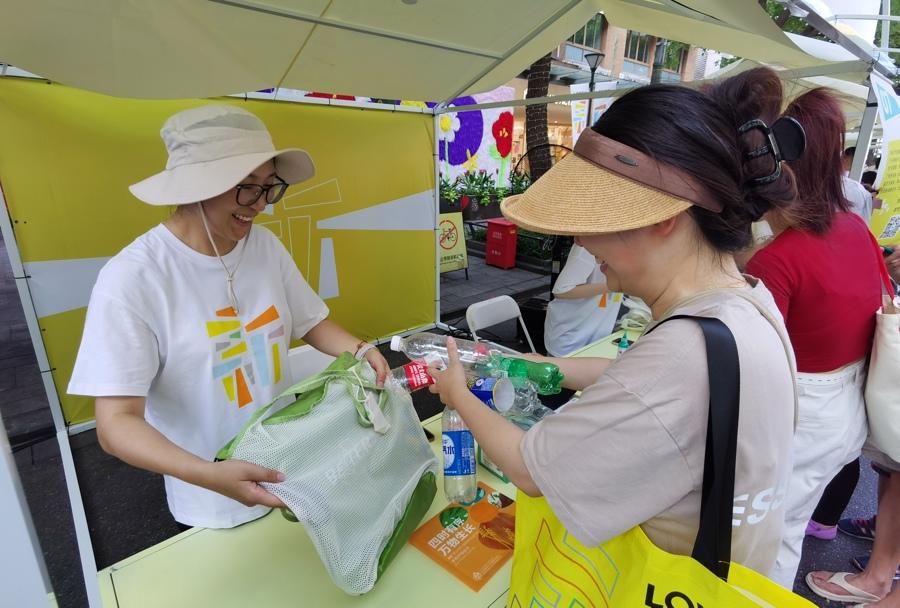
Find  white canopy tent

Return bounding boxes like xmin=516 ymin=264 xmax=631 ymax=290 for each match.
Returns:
xmin=0 ymin=1 xmax=894 ymax=606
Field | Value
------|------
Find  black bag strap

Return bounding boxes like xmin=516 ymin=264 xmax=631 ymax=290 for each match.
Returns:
xmin=644 ymin=315 xmax=740 ymax=580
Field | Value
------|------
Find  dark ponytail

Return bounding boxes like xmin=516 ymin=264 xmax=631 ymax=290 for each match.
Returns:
xmin=591 ymin=67 xmax=797 ymax=252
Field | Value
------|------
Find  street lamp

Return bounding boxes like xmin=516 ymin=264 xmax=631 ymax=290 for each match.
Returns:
xmin=583 ymin=51 xmax=604 ymax=127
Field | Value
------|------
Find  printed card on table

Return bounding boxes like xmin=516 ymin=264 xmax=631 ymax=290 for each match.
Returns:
xmin=409 ymin=481 xmax=515 ymax=591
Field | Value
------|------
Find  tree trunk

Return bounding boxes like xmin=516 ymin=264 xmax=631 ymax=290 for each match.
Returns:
xmin=525 ymin=53 xmax=552 ymax=181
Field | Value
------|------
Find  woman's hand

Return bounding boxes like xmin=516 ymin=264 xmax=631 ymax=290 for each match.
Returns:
xmin=427 ymin=337 xmax=468 ymax=407
xmin=364 ymin=348 xmax=390 ymax=386
xmin=200 ymin=460 xmax=287 ymax=508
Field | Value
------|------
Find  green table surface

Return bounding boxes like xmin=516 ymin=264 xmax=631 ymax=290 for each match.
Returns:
xmin=97 ymin=333 xmax=625 ymax=607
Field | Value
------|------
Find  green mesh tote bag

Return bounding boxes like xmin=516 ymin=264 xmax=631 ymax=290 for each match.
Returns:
xmin=217 ymin=352 xmax=438 ymax=595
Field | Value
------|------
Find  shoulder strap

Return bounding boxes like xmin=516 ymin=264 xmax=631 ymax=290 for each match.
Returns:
xmin=645 ymin=315 xmax=739 ymax=580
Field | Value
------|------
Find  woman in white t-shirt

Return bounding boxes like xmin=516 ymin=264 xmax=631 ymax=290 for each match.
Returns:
xmin=544 ymin=243 xmax=622 ymax=356
xmin=68 ymin=105 xmax=389 ymax=529
xmin=427 ymin=68 xmax=804 ymax=576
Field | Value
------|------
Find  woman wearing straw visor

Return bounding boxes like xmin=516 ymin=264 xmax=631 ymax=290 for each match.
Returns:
xmin=68 ymin=104 xmax=389 ymax=529
xmin=428 ymin=68 xmax=801 ymax=575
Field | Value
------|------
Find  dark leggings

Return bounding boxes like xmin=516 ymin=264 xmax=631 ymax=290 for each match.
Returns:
xmin=811 ymin=458 xmax=861 ymax=526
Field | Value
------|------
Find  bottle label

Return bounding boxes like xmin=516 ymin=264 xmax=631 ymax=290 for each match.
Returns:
xmin=403 ymin=360 xmax=434 ymax=391
xmin=467 ymin=377 xmax=500 ymax=410
xmin=442 ymin=430 xmax=475 ymax=476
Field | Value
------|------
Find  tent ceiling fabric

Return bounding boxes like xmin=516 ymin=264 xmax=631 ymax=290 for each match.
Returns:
xmin=0 ymin=0 xmax=868 ymax=101
xmin=600 ymin=0 xmax=835 ymax=69
xmin=0 ymin=0 xmax=601 ymax=100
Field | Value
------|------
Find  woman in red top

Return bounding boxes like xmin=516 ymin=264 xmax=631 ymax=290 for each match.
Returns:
xmin=745 ymin=88 xmax=884 ymax=589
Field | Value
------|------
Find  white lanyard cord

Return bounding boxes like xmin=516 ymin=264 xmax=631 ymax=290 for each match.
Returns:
xmin=199 ymin=202 xmax=249 ymax=315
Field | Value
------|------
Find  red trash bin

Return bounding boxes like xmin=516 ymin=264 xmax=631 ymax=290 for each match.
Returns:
xmin=485 ymin=218 xmax=517 ymax=269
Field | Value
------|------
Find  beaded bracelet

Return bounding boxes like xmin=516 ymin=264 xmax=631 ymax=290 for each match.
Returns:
xmin=355 ymin=342 xmax=377 ymax=361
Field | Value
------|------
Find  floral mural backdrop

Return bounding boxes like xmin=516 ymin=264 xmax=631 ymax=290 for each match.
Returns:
xmin=436 ymin=86 xmax=517 ymax=187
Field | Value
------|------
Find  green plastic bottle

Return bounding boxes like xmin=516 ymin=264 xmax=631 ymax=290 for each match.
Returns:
xmin=492 ymin=356 xmax=564 ymax=395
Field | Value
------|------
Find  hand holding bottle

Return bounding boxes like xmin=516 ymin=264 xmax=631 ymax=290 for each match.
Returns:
xmin=425 ymin=337 xmax=469 ymax=408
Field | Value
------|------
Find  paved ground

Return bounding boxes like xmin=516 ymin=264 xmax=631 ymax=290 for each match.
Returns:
xmin=0 ymin=229 xmax=890 ymax=607
xmin=439 ymin=251 xmax=550 ymax=319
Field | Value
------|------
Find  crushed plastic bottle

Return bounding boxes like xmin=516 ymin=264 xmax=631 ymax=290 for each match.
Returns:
xmin=390 ymin=332 xmax=564 ymax=395
xmin=468 ymin=376 xmax=554 ymax=429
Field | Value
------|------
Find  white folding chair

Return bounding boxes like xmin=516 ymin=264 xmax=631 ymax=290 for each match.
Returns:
xmin=466 ymin=294 xmax=536 ymax=353
xmin=287 ymin=344 xmax=336 ymax=383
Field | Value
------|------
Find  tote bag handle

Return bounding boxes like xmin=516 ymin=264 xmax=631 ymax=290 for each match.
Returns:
xmin=645 ymin=316 xmax=740 ymax=580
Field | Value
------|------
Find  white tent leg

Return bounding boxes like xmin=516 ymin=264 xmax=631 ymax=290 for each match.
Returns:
xmin=851 ymin=84 xmax=879 ymax=181
xmin=0 ymin=187 xmax=102 ymax=607
xmin=0 ymin=417 xmax=53 ymax=607
xmin=56 ymin=429 xmax=102 ymax=607
xmin=434 ymin=112 xmax=442 ymax=325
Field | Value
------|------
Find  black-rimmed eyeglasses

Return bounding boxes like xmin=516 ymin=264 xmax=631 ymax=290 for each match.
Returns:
xmin=235 ymin=177 xmax=288 ymax=206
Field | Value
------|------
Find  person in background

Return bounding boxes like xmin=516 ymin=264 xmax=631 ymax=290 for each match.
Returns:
xmin=428 ymin=67 xmax=798 ymax=576
xmin=807 ymin=456 xmax=900 ymax=607
xmin=68 ymin=105 xmax=389 ymax=530
xmin=543 ymin=243 xmax=623 ymax=357
xmin=746 ymin=90 xmax=884 ymax=591
xmin=842 ymin=146 xmax=875 ymax=222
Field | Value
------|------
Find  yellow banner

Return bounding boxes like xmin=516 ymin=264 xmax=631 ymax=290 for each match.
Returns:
xmin=438 ymin=212 xmax=468 ymax=273
xmin=0 ymin=78 xmax=436 ymax=424
xmin=870 ymin=73 xmax=900 ymax=246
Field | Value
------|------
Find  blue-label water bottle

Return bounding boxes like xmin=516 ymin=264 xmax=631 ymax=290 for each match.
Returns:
xmin=442 ymin=406 xmax=477 ymax=504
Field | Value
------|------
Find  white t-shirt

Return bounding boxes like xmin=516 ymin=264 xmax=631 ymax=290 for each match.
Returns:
xmin=68 ymin=224 xmax=329 ymax=528
xmin=544 ymin=244 xmax=622 ymax=356
xmin=842 ymin=175 xmax=873 ymax=224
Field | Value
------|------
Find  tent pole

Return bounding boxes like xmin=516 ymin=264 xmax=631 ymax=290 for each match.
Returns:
xmin=851 ymin=82 xmax=879 ymax=181
xmin=0 ymin=186 xmax=102 ymax=607
xmin=0 ymin=418 xmax=53 ymax=607
xmin=433 ymin=112 xmax=442 ymax=326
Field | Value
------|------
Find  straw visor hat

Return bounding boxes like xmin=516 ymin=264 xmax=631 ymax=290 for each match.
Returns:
xmin=129 ymin=105 xmax=315 ymax=205
xmin=501 ymin=128 xmax=723 ymax=236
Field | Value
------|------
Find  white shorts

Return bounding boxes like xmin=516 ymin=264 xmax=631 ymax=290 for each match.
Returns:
xmin=771 ymin=359 xmax=869 ymax=588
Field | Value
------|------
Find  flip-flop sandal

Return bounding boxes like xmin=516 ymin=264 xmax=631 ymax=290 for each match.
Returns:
xmin=805 ymin=572 xmax=883 ymax=604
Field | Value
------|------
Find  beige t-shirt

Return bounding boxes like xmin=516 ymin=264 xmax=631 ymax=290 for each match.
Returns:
xmin=521 ymin=279 xmax=796 ymax=575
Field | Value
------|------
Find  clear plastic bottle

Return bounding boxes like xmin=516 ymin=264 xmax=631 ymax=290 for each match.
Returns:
xmin=466 ymin=376 xmax=554 ymax=429
xmin=492 ymin=377 xmax=555 ymax=429
xmin=390 ymin=332 xmax=564 ymax=394
xmin=386 ymin=359 xmax=436 ymax=393
xmin=390 ymin=333 xmax=514 ymax=366
xmin=441 ymin=405 xmax=477 ymax=504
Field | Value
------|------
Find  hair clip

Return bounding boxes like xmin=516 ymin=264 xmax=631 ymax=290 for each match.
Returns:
xmin=738 ymin=117 xmax=806 ymax=185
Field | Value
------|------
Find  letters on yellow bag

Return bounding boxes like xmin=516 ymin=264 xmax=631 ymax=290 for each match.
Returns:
xmin=508 ymin=493 xmax=814 ymax=608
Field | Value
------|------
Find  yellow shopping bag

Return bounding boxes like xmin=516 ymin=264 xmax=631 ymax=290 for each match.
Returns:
xmin=508 ymin=493 xmax=814 ymax=607
xmin=508 ymin=316 xmax=815 ymax=608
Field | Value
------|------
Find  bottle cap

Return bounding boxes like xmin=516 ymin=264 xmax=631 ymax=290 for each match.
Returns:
xmin=390 ymin=335 xmax=402 ymax=352
xmin=618 ymin=335 xmax=629 ymax=348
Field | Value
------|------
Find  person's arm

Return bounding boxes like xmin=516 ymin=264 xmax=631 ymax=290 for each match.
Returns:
xmin=302 ymin=318 xmax=390 ymax=385
xmin=518 ymin=352 xmax=612 ymax=391
xmin=886 ymin=248 xmax=900 ymax=285
xmin=428 ymin=339 xmax=540 ymax=496
xmin=95 ymin=396 xmax=286 ymax=508
xmin=553 ymin=282 xmax=605 ymax=300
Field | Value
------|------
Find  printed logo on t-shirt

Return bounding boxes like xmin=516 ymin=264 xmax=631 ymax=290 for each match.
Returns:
xmin=732 ymin=476 xmax=788 ymax=527
xmin=206 ymin=304 xmax=284 ymax=408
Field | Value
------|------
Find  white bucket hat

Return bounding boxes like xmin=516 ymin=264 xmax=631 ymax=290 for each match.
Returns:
xmin=129 ymin=104 xmax=315 ymax=205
